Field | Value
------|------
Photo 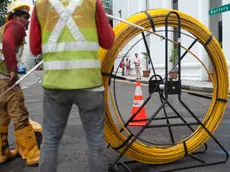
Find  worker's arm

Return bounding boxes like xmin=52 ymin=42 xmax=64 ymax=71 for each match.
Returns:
xmin=29 ymin=7 xmax=42 ymax=56
xmin=2 ymin=20 xmax=26 ymax=73
xmin=96 ymin=0 xmax=115 ymax=49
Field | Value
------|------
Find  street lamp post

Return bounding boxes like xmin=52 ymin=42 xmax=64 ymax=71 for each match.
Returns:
xmin=118 ymin=10 xmax=122 ymax=18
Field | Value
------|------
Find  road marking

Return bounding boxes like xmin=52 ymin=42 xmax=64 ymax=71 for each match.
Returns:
xmin=22 ymin=86 xmax=28 ymax=90
xmin=222 ymin=121 xmax=230 ymax=124
xmin=35 ymin=75 xmax=42 ymax=83
xmin=221 ymin=134 xmax=230 ymax=137
xmin=20 ymin=72 xmax=42 ymax=90
xmin=25 ymin=99 xmax=43 ymax=103
xmin=212 ymin=150 xmax=230 ymax=155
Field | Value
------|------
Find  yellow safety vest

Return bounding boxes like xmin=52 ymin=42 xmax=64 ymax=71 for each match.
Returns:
xmin=0 ymin=25 xmax=10 ymax=76
xmin=36 ymin=0 xmax=102 ymax=89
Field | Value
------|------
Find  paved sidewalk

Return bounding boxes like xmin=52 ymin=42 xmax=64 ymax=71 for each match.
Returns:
xmin=122 ymin=74 xmax=216 ymax=93
xmin=19 ymin=71 xmax=223 ymax=93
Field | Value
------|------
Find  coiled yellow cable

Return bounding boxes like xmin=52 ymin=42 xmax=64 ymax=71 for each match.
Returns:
xmin=100 ymin=9 xmax=229 ymax=164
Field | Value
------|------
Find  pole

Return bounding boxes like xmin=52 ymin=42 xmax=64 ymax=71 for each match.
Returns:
xmin=106 ymin=14 xmax=146 ymax=30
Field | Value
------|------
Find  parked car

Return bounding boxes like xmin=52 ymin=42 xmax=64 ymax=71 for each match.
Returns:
xmin=17 ymin=63 xmax=26 ymax=74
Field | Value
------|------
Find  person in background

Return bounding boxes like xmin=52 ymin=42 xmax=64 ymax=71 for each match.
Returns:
xmin=134 ymin=53 xmax=141 ymax=80
xmin=0 ymin=1 xmax=40 ymax=166
xmin=121 ymin=59 xmax=125 ymax=76
xmin=125 ymin=58 xmax=131 ymax=76
xmin=30 ymin=0 xmax=115 ymax=172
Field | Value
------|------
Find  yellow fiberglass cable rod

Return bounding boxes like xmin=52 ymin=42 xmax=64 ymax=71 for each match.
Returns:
xmin=101 ymin=9 xmax=229 ymax=164
xmin=0 ymin=10 xmax=227 ymax=165
xmin=105 ymin=12 xmax=214 ymax=147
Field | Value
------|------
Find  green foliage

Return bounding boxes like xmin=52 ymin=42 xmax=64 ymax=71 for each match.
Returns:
xmin=169 ymin=47 xmax=178 ymax=65
xmin=0 ymin=0 xmax=10 ymax=27
xmin=102 ymin=0 xmax=112 ymax=13
xmin=141 ymin=52 xmax=148 ymax=58
xmin=169 ymin=47 xmax=179 ymax=72
xmin=0 ymin=0 xmax=6 ymax=4
xmin=102 ymin=0 xmax=112 ymax=9
xmin=141 ymin=52 xmax=149 ymax=71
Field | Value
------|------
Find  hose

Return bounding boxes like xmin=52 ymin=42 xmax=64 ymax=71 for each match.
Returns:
xmin=100 ymin=9 xmax=229 ymax=164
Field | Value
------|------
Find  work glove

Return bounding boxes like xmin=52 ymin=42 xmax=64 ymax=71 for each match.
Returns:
xmin=8 ymin=72 xmax=18 ymax=87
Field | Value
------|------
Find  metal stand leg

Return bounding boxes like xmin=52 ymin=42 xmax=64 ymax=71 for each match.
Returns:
xmin=108 ymin=11 xmax=229 ymax=172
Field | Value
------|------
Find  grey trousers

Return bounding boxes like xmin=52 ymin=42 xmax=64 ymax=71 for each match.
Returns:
xmin=38 ymin=89 xmax=107 ymax=172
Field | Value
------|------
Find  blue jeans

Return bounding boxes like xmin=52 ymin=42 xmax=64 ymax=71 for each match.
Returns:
xmin=38 ymin=89 xmax=107 ymax=172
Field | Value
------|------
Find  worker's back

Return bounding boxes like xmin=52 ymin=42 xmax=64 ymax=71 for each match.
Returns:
xmin=36 ymin=0 xmax=102 ymax=90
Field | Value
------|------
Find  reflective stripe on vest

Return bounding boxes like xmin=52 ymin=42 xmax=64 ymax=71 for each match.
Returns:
xmin=42 ymin=42 xmax=99 ymax=53
xmin=0 ymin=25 xmax=9 ymax=76
xmin=42 ymin=0 xmax=98 ymax=53
xmin=0 ymin=35 xmax=4 ymax=60
xmin=0 ymin=51 xmax=4 ymax=60
xmin=44 ymin=59 xmax=100 ymax=70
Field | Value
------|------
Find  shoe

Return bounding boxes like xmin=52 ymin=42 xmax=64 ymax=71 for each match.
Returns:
xmin=0 ymin=126 xmax=18 ymax=164
xmin=15 ymin=125 xmax=40 ymax=166
xmin=29 ymin=119 xmax=42 ymax=133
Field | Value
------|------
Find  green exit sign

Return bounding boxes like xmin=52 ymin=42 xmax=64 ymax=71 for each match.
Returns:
xmin=209 ymin=4 xmax=230 ymax=16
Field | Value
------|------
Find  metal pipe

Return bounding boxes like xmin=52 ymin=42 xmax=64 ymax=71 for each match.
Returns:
xmin=106 ymin=14 xmax=146 ymax=30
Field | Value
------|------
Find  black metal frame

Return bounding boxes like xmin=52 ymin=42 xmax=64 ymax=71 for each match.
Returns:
xmin=107 ymin=11 xmax=229 ymax=172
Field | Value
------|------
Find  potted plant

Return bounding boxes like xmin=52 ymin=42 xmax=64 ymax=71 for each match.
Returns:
xmin=141 ymin=52 xmax=150 ymax=77
xmin=169 ymin=48 xmax=178 ymax=79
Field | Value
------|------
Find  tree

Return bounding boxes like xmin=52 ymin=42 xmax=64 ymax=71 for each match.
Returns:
xmin=141 ymin=52 xmax=150 ymax=71
xmin=102 ymin=0 xmax=112 ymax=12
xmin=169 ymin=47 xmax=178 ymax=71
xmin=0 ymin=0 xmax=11 ymax=27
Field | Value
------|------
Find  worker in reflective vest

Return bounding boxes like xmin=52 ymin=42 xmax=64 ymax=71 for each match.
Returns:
xmin=0 ymin=0 xmax=40 ymax=166
xmin=30 ymin=0 xmax=115 ymax=172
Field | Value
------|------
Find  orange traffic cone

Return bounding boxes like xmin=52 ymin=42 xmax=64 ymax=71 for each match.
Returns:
xmin=128 ymin=82 xmax=148 ymax=126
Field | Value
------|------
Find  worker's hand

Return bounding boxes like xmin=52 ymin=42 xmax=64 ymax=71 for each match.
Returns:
xmin=8 ymin=72 xmax=18 ymax=87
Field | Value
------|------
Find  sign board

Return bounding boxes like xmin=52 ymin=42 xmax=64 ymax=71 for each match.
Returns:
xmin=209 ymin=4 xmax=230 ymax=16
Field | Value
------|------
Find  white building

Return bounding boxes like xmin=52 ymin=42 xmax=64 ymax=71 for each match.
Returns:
xmin=112 ymin=0 xmax=230 ymax=81
xmin=19 ymin=0 xmax=37 ymax=70
xmin=22 ymin=0 xmax=230 ymax=81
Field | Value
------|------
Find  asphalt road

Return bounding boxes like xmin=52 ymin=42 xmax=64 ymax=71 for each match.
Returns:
xmin=0 ymin=71 xmax=229 ymax=172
